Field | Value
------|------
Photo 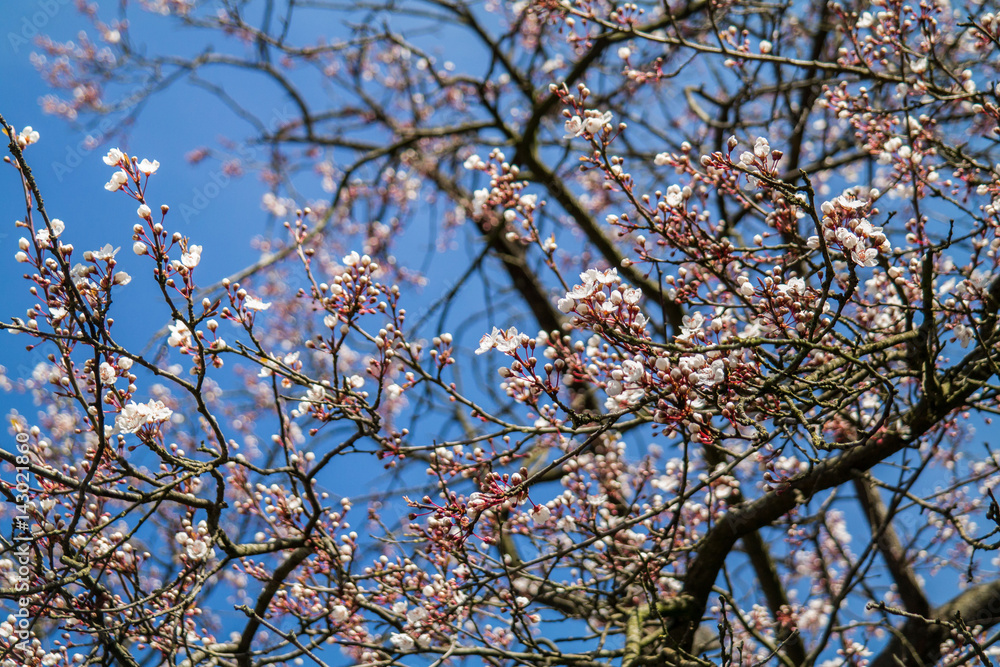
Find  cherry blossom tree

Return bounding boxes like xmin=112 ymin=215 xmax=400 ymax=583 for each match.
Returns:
xmin=4 ymin=1 xmax=1000 ymax=666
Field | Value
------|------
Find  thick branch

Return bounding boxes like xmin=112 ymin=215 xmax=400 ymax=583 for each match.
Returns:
xmin=671 ymin=271 xmax=1000 ymax=650
xmin=853 ymin=476 xmax=930 ymax=617
xmin=673 ymin=387 xmax=983 ymax=651
xmin=870 ymin=579 xmax=1000 ymax=667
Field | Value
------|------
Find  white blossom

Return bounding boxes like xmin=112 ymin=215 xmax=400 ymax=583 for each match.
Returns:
xmin=143 ymin=399 xmax=173 ymax=423
xmin=531 ymin=504 xmax=551 ymax=523
xmin=390 ymin=633 xmax=415 ymax=651
xmin=103 ymin=148 xmax=125 ymax=166
xmin=93 ymin=244 xmax=119 ymax=261
xmin=137 ymin=158 xmax=160 ymax=175
xmin=17 ymin=126 xmax=40 ymax=148
xmin=99 ymin=362 xmax=117 ymax=385
xmin=679 ymin=312 xmax=705 ymax=342
xmin=582 ymin=110 xmax=613 ymax=135
xmin=954 ymin=324 xmax=975 ymax=348
xmin=852 ymin=247 xmax=879 ymax=267
xmin=621 ymin=359 xmax=644 ymax=383
xmin=476 ymin=326 xmax=520 ymax=355
xmin=181 ymin=245 xmax=202 ymax=268
xmin=754 ymin=137 xmax=770 ymax=159
xmin=665 ymin=185 xmax=684 ymax=208
xmin=105 ymin=170 xmax=129 ymax=192
xmin=778 ymin=277 xmax=806 ymax=296
xmin=244 ymin=295 xmax=271 ymax=311
xmin=184 ymin=537 xmax=215 ymax=562
xmin=495 ymin=327 xmax=521 ymax=354
xmin=472 ymin=187 xmax=490 ymax=212
xmin=476 ymin=327 xmax=501 ymax=355
xmin=115 ymin=399 xmax=174 ymax=433
xmin=406 ymin=607 xmax=428 ymax=624
xmin=115 ymin=402 xmax=148 ymax=434
xmin=35 ymin=228 xmax=53 ymax=248
xmin=300 ymin=384 xmax=326 ymax=414
xmin=168 ymin=320 xmax=193 ymax=347
xmin=564 ymin=116 xmax=583 ymax=138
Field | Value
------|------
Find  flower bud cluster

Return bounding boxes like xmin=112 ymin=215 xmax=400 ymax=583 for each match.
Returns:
xmin=322 ymin=250 xmax=381 ymax=312
xmin=563 ymin=108 xmax=615 ymax=139
xmin=603 ymin=355 xmax=646 ymax=410
xmin=15 ymin=125 xmax=40 ymax=148
xmin=174 ymin=519 xmax=216 ymax=563
xmin=806 ymin=192 xmax=889 ymax=267
xmin=556 ymin=268 xmax=646 ymax=334
xmin=549 ymin=82 xmax=617 ymax=142
xmin=463 ymin=149 xmax=549 ymax=247
xmin=735 ymin=136 xmax=782 ymax=181
xmin=102 ymin=147 xmax=160 ymax=194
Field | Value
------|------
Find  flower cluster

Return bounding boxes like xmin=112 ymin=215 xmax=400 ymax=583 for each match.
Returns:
xmin=739 ymin=137 xmax=773 ymax=168
xmin=563 ymin=108 xmax=614 ymax=139
xmin=807 ymin=192 xmax=890 ymax=267
xmin=604 ymin=355 xmax=647 ymax=409
xmin=315 ymin=251 xmax=381 ymax=323
xmin=14 ymin=126 xmax=40 ymax=149
xmin=736 ymin=136 xmax=781 ymax=179
xmin=475 ymin=326 xmax=524 ymax=355
xmin=115 ymin=398 xmax=173 ymax=434
xmin=174 ymin=520 xmax=216 ymax=562
xmin=167 ymin=320 xmax=192 ymax=348
xmin=557 ymin=268 xmax=644 ymax=327
xmin=462 ymin=149 xmax=555 ymax=252
xmin=103 ymin=147 xmax=160 ymax=194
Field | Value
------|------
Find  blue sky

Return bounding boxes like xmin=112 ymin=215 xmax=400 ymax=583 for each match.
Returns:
xmin=0 ymin=1 xmax=294 ymax=425
xmin=0 ymin=0 xmax=527 ymax=535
